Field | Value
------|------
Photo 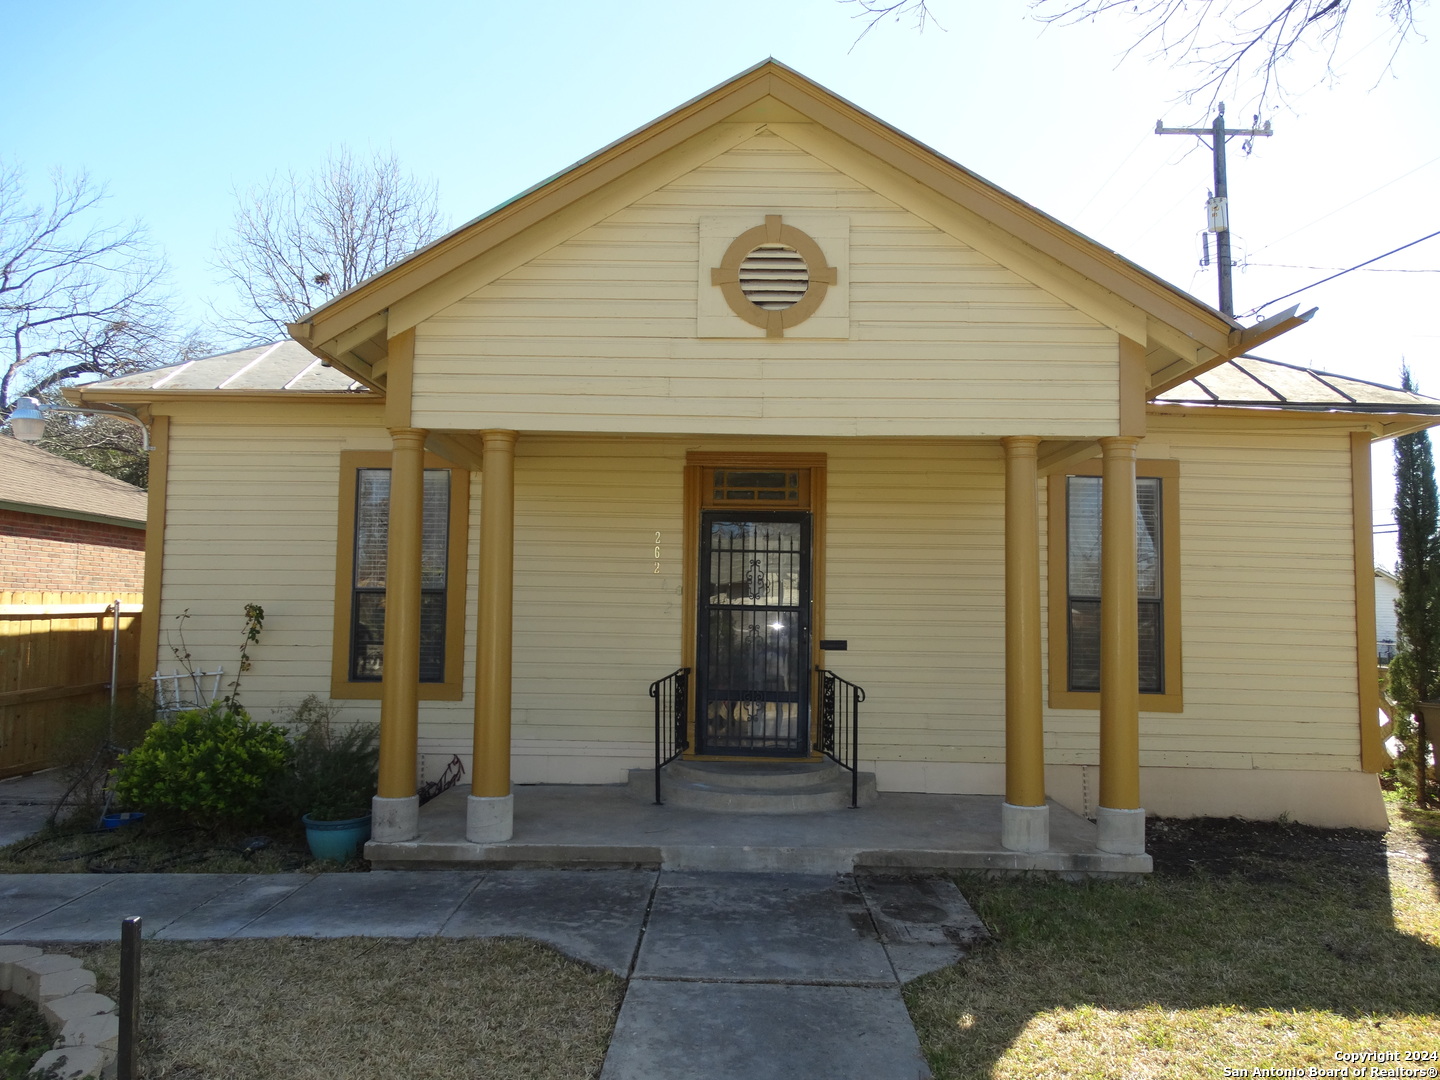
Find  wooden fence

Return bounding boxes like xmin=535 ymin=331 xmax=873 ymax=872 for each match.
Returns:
xmin=0 ymin=591 xmax=143 ymax=779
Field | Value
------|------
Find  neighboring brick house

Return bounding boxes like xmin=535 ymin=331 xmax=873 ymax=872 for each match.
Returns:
xmin=0 ymin=439 xmax=146 ymax=592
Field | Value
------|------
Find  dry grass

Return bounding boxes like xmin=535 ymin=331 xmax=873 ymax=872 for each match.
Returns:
xmin=72 ymin=938 xmax=623 ymax=1080
xmin=906 ymin=809 xmax=1440 ymax=1079
xmin=1 ymin=818 xmax=341 ymax=874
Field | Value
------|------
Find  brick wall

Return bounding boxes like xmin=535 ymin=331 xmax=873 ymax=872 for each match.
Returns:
xmin=0 ymin=508 xmax=145 ymax=591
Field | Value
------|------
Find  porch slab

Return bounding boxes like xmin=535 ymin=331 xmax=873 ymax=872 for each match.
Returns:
xmin=366 ymin=786 xmax=1152 ymax=874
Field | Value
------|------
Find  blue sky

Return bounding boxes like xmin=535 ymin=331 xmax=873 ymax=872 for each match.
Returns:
xmin=6 ymin=0 xmax=1437 ymax=561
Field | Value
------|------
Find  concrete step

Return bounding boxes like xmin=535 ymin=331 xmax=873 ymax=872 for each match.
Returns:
xmin=667 ymin=760 xmax=846 ymax=791
xmin=627 ymin=760 xmax=878 ymax=813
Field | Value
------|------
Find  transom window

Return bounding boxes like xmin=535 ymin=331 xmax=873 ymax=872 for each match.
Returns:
xmin=709 ymin=469 xmax=807 ymax=506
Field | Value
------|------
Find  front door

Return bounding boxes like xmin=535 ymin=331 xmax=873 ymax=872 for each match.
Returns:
xmin=696 ymin=511 xmax=811 ymax=756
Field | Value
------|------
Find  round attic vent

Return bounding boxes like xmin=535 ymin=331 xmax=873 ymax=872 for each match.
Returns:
xmin=739 ymin=244 xmax=809 ymax=310
xmin=710 ymin=215 xmax=838 ymax=338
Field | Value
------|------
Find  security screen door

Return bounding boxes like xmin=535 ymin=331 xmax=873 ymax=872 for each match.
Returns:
xmin=696 ymin=511 xmax=811 ymax=756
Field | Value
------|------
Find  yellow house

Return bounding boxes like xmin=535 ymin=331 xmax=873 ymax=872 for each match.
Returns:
xmin=76 ymin=62 xmax=1440 ymax=865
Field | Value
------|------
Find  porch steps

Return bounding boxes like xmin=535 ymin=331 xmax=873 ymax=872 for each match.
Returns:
xmin=628 ymin=759 xmax=878 ymax=813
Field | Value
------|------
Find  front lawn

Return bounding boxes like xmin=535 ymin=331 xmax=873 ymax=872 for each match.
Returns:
xmin=71 ymin=937 xmax=623 ymax=1080
xmin=907 ymin=806 xmax=1440 ymax=1079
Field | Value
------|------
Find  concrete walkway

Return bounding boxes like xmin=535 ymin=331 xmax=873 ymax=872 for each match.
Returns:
xmin=0 ymin=769 xmax=66 ymax=848
xmin=0 ymin=866 xmax=987 ymax=1078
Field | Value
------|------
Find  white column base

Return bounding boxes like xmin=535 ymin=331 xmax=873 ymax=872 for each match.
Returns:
xmin=1001 ymin=802 xmax=1050 ymax=852
xmin=1096 ymin=805 xmax=1146 ymax=855
xmin=466 ymin=793 xmax=514 ymax=843
xmin=371 ymin=795 xmax=419 ymax=843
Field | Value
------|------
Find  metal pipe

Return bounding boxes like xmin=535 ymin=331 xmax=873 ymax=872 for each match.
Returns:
xmin=108 ymin=599 xmax=121 ymax=738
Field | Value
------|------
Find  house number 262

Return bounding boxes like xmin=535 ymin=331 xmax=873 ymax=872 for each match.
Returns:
xmin=654 ymin=531 xmax=661 ymax=574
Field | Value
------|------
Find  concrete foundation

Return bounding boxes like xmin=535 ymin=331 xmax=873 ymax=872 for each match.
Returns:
xmin=1000 ymin=802 xmax=1049 ymax=852
xmin=1096 ymin=805 xmax=1146 ymax=855
xmin=371 ymin=795 xmax=419 ymax=843
xmin=466 ymin=793 xmax=514 ymax=842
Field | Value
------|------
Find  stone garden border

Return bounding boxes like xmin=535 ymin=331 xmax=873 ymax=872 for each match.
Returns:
xmin=0 ymin=944 xmax=117 ymax=1078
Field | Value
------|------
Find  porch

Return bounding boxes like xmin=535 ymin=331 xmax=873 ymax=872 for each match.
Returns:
xmin=364 ymin=785 xmax=1153 ymax=875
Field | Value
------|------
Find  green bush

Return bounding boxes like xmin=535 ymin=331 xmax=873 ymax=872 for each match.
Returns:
xmin=113 ymin=703 xmax=289 ymax=825
xmin=269 ymin=696 xmax=379 ymax=822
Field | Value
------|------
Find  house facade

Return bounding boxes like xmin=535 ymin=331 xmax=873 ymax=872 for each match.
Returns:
xmin=78 ymin=63 xmax=1437 ymax=855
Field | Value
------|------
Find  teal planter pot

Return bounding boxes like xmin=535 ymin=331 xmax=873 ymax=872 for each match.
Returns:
xmin=301 ymin=813 xmax=372 ymax=862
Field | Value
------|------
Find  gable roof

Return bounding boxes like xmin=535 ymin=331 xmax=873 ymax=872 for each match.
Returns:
xmin=286 ymin=60 xmax=1305 ymax=395
xmin=0 ymin=437 xmax=147 ymax=529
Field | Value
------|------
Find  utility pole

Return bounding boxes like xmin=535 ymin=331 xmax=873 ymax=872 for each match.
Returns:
xmin=1157 ymin=104 xmax=1272 ymax=317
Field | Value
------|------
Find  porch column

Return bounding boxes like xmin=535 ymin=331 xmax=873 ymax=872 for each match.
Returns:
xmin=1001 ymin=437 xmax=1048 ymax=851
xmin=373 ymin=426 xmax=427 ymax=843
xmin=1097 ymin=435 xmax=1145 ymax=854
xmin=469 ymin=429 xmax=518 ymax=842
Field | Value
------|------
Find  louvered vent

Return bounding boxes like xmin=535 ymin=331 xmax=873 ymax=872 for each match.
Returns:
xmin=739 ymin=243 xmax=809 ymax=310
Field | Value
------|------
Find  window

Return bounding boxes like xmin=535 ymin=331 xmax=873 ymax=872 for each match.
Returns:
xmin=331 ymin=451 xmax=469 ymax=700
xmin=1047 ymin=460 xmax=1181 ymax=712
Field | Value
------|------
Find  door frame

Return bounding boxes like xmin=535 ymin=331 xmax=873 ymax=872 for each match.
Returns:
xmin=681 ymin=452 xmax=827 ymax=760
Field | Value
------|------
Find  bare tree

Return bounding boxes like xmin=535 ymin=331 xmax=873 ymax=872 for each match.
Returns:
xmin=844 ymin=0 xmax=1423 ymax=112
xmin=212 ymin=148 xmax=446 ymax=342
xmin=0 ymin=163 xmax=175 ymax=418
xmin=37 ymin=329 xmax=216 ymax=489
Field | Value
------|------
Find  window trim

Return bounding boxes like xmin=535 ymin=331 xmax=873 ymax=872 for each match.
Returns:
xmin=1046 ymin=458 xmax=1182 ymax=712
xmin=331 ymin=450 xmax=469 ymax=701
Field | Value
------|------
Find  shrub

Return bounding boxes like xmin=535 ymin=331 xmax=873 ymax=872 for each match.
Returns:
xmin=269 ymin=695 xmax=379 ymax=822
xmin=113 ymin=703 xmax=289 ymax=825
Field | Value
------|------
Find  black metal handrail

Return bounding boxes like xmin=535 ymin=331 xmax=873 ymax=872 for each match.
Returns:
xmin=817 ymin=667 xmax=865 ymax=808
xmin=649 ymin=667 xmax=690 ymax=805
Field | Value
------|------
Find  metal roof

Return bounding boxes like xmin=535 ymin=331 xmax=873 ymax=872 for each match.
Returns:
xmin=84 ymin=341 xmax=370 ymax=394
xmin=1154 ymin=356 xmax=1440 ymax=414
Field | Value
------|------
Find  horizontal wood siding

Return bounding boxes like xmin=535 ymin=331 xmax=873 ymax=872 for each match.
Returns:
xmin=412 ymin=131 xmax=1118 ymax=438
xmin=155 ymin=403 xmax=475 ymax=731
xmin=1040 ymin=423 xmax=1363 ymax=772
xmin=155 ymin=413 xmax=1363 ymax=780
xmin=510 ymin=439 xmax=683 ymax=745
xmin=822 ymin=441 xmax=1006 ymax=763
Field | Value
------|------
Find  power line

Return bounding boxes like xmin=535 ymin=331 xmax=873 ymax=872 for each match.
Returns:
xmin=1250 ymin=151 xmax=1440 ymax=257
xmin=1073 ymin=134 xmax=1152 ymax=220
xmin=1246 ymin=229 xmax=1440 ymax=317
xmin=1247 ymin=262 xmax=1439 ymax=273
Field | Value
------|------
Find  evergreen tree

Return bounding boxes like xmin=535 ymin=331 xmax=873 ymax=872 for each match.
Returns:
xmin=1389 ymin=365 xmax=1437 ymax=807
